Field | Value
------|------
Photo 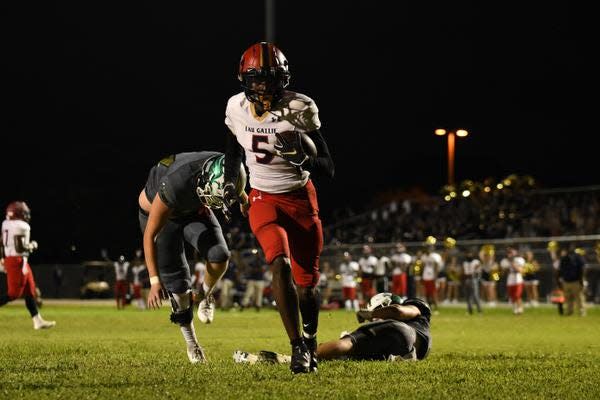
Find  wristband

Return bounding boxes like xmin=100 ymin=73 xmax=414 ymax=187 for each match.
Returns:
xmin=150 ymin=276 xmax=160 ymax=286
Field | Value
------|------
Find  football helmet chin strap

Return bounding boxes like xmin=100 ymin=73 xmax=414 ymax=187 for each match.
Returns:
xmin=169 ymin=290 xmax=194 ymax=326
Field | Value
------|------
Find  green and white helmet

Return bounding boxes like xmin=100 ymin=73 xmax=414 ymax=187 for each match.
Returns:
xmin=366 ymin=292 xmax=405 ymax=311
xmin=366 ymin=293 xmax=393 ymax=311
xmin=196 ymin=154 xmax=246 ymax=209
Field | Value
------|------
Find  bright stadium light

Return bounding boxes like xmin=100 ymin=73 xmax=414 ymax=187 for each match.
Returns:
xmin=435 ymin=128 xmax=470 ymax=186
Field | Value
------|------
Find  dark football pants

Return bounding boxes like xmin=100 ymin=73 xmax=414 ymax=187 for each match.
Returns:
xmin=138 ymin=209 xmax=229 ymax=294
xmin=348 ymin=319 xmax=416 ymax=360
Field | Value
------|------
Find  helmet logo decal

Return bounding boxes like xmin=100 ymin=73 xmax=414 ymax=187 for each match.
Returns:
xmin=196 ymin=155 xmax=228 ymax=210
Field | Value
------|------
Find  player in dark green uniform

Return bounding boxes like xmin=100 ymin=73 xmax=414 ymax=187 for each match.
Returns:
xmin=138 ymin=151 xmax=247 ymax=364
xmin=235 ymin=294 xmax=431 ymax=364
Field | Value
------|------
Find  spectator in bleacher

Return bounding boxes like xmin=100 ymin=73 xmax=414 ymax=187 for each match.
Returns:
xmin=321 ymin=183 xmax=600 ymax=246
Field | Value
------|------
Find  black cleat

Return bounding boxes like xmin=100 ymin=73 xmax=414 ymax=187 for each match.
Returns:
xmin=290 ymin=342 xmax=311 ymax=374
xmin=304 ymin=337 xmax=318 ymax=373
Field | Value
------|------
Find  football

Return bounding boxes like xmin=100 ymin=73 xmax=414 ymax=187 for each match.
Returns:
xmin=277 ymin=131 xmax=318 ymax=157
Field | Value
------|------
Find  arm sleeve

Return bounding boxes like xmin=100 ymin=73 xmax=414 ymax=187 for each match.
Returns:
xmin=224 ymin=130 xmax=244 ymax=185
xmin=304 ymin=129 xmax=334 ymax=179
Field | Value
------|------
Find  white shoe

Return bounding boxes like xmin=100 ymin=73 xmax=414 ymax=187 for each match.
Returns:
xmin=34 ymin=319 xmax=56 ymax=330
xmin=198 ymin=296 xmax=215 ymax=324
xmin=233 ymin=350 xmax=258 ymax=364
xmin=233 ymin=350 xmax=291 ymax=365
xmin=187 ymin=345 xmax=207 ymax=364
xmin=339 ymin=330 xmax=351 ymax=339
xmin=388 ymin=348 xmax=417 ymax=362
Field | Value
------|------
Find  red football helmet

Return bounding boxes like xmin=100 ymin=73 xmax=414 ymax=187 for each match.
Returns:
xmin=6 ymin=201 xmax=31 ymax=222
xmin=238 ymin=42 xmax=290 ymax=110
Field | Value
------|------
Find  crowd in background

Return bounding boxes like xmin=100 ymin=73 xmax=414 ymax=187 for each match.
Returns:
xmin=212 ymin=183 xmax=600 ymax=312
xmin=8 ymin=183 xmax=598 ymax=312
xmin=323 ymin=185 xmax=600 ymax=245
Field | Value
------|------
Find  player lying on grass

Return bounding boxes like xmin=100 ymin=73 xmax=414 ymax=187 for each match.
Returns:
xmin=234 ymin=293 xmax=431 ymax=363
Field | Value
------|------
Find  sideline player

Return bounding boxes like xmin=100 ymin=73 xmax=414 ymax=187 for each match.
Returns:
xmin=0 ymin=201 xmax=56 ymax=329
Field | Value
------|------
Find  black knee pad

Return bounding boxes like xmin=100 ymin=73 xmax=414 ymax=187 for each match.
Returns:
xmin=169 ymin=305 xmax=194 ymax=326
xmin=207 ymin=244 xmax=230 ymax=263
xmin=168 ymin=291 xmax=194 ymax=326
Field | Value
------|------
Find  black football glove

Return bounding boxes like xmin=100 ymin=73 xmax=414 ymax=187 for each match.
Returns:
xmin=223 ymin=182 xmax=238 ymax=207
xmin=356 ymin=309 xmax=373 ymax=323
xmin=221 ymin=182 xmax=238 ymax=223
xmin=274 ymin=132 xmax=308 ymax=166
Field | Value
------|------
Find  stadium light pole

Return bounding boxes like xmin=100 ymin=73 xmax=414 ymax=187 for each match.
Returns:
xmin=265 ymin=0 xmax=275 ymax=42
xmin=435 ymin=128 xmax=469 ymax=186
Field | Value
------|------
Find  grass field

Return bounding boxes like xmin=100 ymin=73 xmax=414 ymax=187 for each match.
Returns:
xmin=1 ymin=302 xmax=599 ymax=399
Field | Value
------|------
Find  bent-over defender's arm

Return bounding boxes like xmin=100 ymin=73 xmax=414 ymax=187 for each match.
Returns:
xmin=143 ymin=194 xmax=172 ymax=309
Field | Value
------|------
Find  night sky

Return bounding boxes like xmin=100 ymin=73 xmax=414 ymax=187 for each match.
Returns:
xmin=1 ymin=2 xmax=590 ymax=262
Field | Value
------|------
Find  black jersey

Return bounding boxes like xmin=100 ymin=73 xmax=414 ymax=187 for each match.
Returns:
xmin=400 ymin=297 xmax=432 ymax=359
xmin=144 ymin=151 xmax=222 ymax=216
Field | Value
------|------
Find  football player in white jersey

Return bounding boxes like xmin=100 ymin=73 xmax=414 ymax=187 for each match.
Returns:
xmin=419 ymin=237 xmax=443 ymax=313
xmin=0 ymin=201 xmax=56 ymax=329
xmin=113 ymin=255 xmax=130 ymax=310
xmin=130 ymin=250 xmax=149 ymax=310
xmin=339 ymin=252 xmax=360 ymax=311
xmin=222 ymin=42 xmax=334 ymax=374
xmin=390 ymin=243 xmax=411 ymax=297
xmin=500 ymin=246 xmax=525 ymax=315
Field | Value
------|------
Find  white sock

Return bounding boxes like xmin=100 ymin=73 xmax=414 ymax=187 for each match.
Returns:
xmin=181 ymin=323 xmax=199 ymax=349
xmin=172 ymin=291 xmax=199 ymax=348
xmin=32 ymin=313 xmax=43 ymax=325
xmin=202 ymin=282 xmax=211 ymax=297
xmin=303 ymin=330 xmax=316 ymax=340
